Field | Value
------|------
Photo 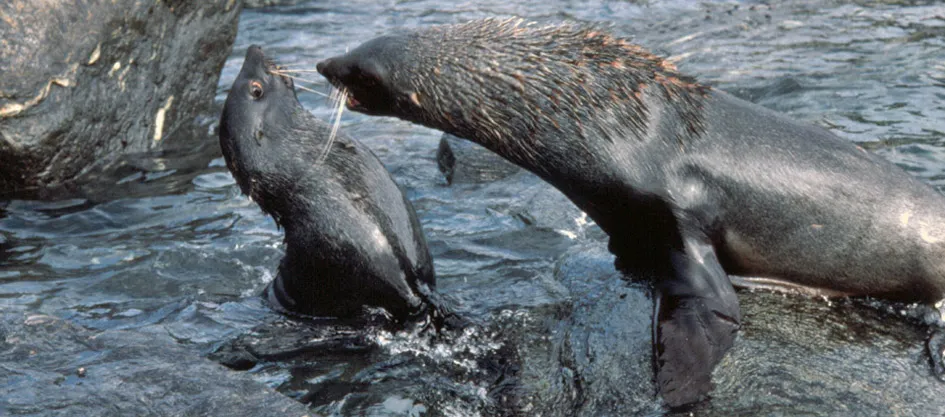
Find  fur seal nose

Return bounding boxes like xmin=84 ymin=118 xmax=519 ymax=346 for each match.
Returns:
xmin=246 ymin=45 xmax=265 ymax=63
xmin=317 ymin=58 xmax=351 ymax=85
xmin=316 ymin=59 xmax=332 ymax=76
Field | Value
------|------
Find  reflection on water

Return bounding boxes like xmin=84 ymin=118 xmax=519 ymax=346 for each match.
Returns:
xmin=2 ymin=1 xmax=945 ymax=416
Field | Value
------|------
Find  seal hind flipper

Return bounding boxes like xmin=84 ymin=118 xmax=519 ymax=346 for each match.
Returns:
xmin=654 ymin=237 xmax=741 ymax=408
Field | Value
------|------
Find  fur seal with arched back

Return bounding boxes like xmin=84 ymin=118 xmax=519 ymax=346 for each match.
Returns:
xmin=220 ymin=45 xmax=448 ymax=323
xmin=317 ymin=18 xmax=945 ymax=407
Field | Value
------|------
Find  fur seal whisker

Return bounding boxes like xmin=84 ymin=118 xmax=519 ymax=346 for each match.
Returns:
xmin=266 ymin=71 xmax=331 ymax=98
xmin=320 ymin=86 xmax=348 ymax=164
xmin=268 ymin=71 xmax=327 ymax=87
xmin=272 ymin=69 xmax=329 ymax=74
xmin=292 ymin=83 xmax=330 ymax=98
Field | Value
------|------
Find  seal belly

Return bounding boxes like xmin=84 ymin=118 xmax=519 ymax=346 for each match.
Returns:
xmin=728 ymin=275 xmax=856 ymax=298
xmin=697 ymin=91 xmax=945 ymax=301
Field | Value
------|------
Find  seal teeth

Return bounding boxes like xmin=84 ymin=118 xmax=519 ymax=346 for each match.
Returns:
xmin=346 ymin=95 xmax=360 ymax=108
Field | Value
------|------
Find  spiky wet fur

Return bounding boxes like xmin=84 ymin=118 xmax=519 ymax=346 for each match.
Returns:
xmin=331 ymin=18 xmax=709 ymax=173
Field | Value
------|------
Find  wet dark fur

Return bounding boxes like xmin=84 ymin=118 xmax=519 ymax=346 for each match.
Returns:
xmin=219 ymin=45 xmax=440 ymax=321
xmin=317 ymin=18 xmax=945 ymax=408
xmin=319 ymin=19 xmax=706 ymax=174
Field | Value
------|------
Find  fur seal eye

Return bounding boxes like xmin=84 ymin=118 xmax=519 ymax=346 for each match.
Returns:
xmin=249 ymin=81 xmax=264 ymax=100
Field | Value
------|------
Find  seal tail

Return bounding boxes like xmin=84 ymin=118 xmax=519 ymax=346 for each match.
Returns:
xmin=653 ymin=236 xmax=741 ymax=409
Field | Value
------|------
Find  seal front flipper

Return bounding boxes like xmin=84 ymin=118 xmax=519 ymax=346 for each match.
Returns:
xmin=654 ymin=236 xmax=741 ymax=408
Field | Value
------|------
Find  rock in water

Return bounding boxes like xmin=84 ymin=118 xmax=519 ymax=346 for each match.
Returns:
xmin=0 ymin=0 xmax=242 ymax=192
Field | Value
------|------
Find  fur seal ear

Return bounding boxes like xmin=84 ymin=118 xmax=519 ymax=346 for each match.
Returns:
xmin=654 ymin=236 xmax=741 ymax=408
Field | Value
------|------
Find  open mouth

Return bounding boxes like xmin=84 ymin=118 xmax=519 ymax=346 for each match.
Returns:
xmin=321 ymin=76 xmax=360 ymax=110
xmin=346 ymin=94 xmax=360 ymax=109
xmin=342 ymin=91 xmax=375 ymax=113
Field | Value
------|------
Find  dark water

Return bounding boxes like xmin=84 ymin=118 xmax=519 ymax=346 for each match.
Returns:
xmin=3 ymin=1 xmax=945 ymax=416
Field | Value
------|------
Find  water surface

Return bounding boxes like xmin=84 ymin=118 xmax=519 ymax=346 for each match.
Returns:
xmin=2 ymin=1 xmax=945 ymax=416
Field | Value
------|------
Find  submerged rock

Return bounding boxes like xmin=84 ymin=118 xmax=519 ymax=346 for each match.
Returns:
xmin=0 ymin=0 xmax=241 ymax=192
xmin=0 ymin=314 xmax=311 ymax=417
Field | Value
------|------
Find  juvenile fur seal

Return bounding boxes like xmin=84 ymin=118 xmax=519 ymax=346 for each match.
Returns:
xmin=220 ymin=45 xmax=447 ymax=323
xmin=316 ymin=19 xmax=945 ymax=407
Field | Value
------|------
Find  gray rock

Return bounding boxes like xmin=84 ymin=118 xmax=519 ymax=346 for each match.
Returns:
xmin=0 ymin=314 xmax=314 ymax=417
xmin=514 ymin=244 xmax=659 ymax=416
xmin=0 ymin=0 xmax=241 ymax=192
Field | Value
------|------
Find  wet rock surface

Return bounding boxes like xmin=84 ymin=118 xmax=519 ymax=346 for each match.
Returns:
xmin=0 ymin=0 xmax=241 ymax=192
xmin=0 ymin=314 xmax=312 ymax=417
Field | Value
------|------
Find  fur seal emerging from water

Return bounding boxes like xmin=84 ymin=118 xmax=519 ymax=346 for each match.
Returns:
xmin=317 ymin=19 xmax=945 ymax=407
xmin=219 ymin=45 xmax=445 ymax=323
